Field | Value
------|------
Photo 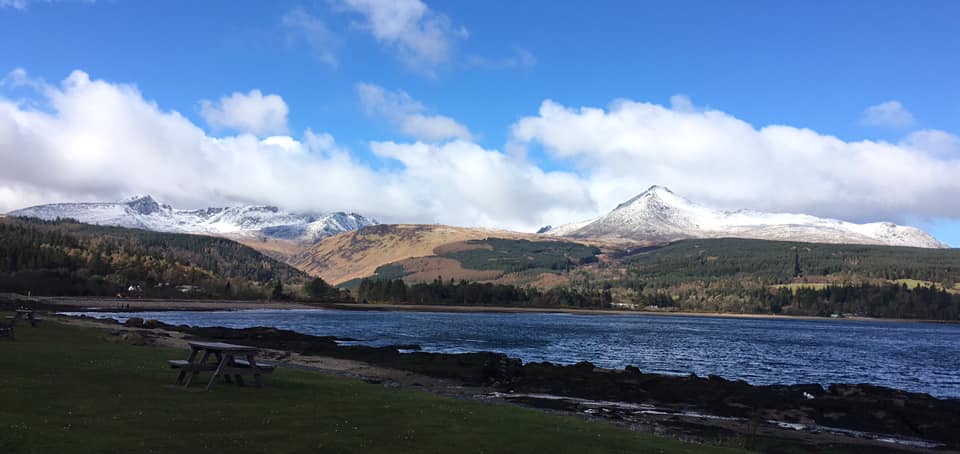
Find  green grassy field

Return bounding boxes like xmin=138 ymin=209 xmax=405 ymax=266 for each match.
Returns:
xmin=0 ymin=319 xmax=744 ymax=454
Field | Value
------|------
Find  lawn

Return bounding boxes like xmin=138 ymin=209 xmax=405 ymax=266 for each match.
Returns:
xmin=0 ymin=319 xmax=745 ymax=454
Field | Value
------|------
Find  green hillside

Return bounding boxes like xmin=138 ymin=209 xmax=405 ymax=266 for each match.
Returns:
xmin=441 ymin=238 xmax=600 ymax=273
xmin=0 ymin=217 xmax=311 ymax=299
xmin=589 ymin=238 xmax=960 ymax=319
xmin=624 ymin=238 xmax=960 ymax=287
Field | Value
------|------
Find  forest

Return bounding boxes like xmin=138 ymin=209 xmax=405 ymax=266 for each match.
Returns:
xmin=356 ymin=277 xmax=614 ymax=309
xmin=0 ymin=217 xmax=322 ymax=300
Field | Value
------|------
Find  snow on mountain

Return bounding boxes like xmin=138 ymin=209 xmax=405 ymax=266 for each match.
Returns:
xmin=7 ymin=195 xmax=378 ymax=243
xmin=542 ymin=186 xmax=948 ymax=249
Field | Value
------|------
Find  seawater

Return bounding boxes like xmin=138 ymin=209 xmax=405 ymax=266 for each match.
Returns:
xmin=67 ymin=309 xmax=960 ymax=398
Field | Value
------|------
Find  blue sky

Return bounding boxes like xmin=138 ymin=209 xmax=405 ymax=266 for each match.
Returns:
xmin=1 ymin=0 xmax=959 ymax=245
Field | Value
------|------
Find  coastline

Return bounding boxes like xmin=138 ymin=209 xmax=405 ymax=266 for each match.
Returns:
xmin=8 ymin=294 xmax=953 ymax=324
xmin=43 ymin=313 xmax=960 ymax=451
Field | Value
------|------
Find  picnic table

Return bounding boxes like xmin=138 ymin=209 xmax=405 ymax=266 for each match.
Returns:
xmin=169 ymin=341 xmax=275 ymax=391
xmin=14 ymin=309 xmax=38 ymax=327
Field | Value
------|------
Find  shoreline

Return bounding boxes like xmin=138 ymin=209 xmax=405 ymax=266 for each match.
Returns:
xmin=45 ymin=313 xmax=960 ymax=451
xmin=9 ymin=295 xmax=955 ymax=324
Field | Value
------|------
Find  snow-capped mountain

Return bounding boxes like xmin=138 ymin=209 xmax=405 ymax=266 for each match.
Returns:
xmin=541 ymin=186 xmax=948 ymax=249
xmin=7 ymin=195 xmax=378 ymax=243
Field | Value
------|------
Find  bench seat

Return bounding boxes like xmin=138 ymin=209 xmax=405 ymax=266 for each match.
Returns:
xmin=231 ymin=358 xmax=276 ymax=372
xmin=167 ymin=360 xmax=217 ymax=371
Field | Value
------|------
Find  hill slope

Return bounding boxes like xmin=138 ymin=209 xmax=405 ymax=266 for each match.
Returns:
xmin=0 ymin=217 xmax=310 ymax=298
xmin=291 ymin=224 xmax=547 ymax=285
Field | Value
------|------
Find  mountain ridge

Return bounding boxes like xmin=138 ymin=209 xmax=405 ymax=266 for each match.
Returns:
xmin=7 ymin=195 xmax=378 ymax=244
xmin=542 ymin=185 xmax=947 ymax=249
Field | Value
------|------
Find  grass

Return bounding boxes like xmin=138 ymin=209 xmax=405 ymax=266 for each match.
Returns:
xmin=0 ymin=319 xmax=745 ymax=454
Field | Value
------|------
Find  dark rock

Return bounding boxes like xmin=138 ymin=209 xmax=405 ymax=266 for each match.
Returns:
xmin=123 ymin=317 xmax=143 ymax=327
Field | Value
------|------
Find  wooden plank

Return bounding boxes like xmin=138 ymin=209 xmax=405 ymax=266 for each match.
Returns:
xmin=232 ymin=358 xmax=276 ymax=371
xmin=187 ymin=341 xmax=257 ymax=352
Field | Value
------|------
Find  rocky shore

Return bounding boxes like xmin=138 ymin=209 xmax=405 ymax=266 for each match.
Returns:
xmin=66 ymin=314 xmax=960 ymax=452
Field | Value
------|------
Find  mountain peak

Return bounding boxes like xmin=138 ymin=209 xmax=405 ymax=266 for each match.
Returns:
xmin=615 ymin=185 xmax=690 ymax=211
xmin=644 ymin=185 xmax=674 ymax=194
xmin=125 ymin=194 xmax=161 ymax=215
xmin=543 ymin=187 xmax=946 ymax=248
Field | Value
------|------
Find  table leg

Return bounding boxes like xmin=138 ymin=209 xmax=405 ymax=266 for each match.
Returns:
xmin=247 ymin=354 xmax=263 ymax=388
xmin=175 ymin=347 xmax=200 ymax=386
xmin=215 ymin=352 xmax=234 ymax=384
xmin=206 ymin=354 xmax=228 ymax=391
xmin=185 ymin=350 xmax=211 ymax=387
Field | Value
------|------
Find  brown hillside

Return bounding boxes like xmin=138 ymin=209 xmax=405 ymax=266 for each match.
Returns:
xmin=289 ymin=224 xmax=539 ymax=285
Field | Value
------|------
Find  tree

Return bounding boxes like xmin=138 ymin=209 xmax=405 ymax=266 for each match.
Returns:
xmin=793 ymin=251 xmax=802 ymax=278
xmin=271 ymin=280 xmax=285 ymax=300
xmin=305 ymin=277 xmax=334 ymax=300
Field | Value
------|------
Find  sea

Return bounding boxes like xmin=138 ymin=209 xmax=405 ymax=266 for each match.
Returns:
xmin=66 ymin=308 xmax=960 ymax=399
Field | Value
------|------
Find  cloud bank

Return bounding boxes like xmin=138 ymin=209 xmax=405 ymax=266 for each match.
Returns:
xmin=2 ymin=70 xmax=959 ymax=234
xmin=511 ymin=98 xmax=960 ymax=224
xmin=0 ymin=70 xmax=583 ymax=230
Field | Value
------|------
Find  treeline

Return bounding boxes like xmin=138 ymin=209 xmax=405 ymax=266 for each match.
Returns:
xmin=356 ymin=276 xmax=614 ymax=309
xmin=612 ymin=282 xmax=960 ymax=320
xmin=623 ymin=238 xmax=960 ymax=287
xmin=0 ymin=217 xmax=312 ymax=299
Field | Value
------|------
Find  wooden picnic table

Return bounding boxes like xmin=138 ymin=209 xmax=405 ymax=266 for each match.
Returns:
xmin=169 ymin=341 xmax=274 ymax=391
xmin=14 ymin=309 xmax=37 ymax=327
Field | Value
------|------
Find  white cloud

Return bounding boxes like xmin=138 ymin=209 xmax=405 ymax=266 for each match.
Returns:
xmin=3 ymin=69 xmax=960 ymax=235
xmin=861 ymin=100 xmax=915 ymax=128
xmin=465 ymin=48 xmax=536 ymax=70
xmin=281 ymin=8 xmax=339 ymax=67
xmin=357 ymin=82 xmax=472 ymax=142
xmin=337 ymin=0 xmax=466 ymax=73
xmin=511 ymin=99 xmax=960 ymax=225
xmin=0 ymin=70 xmax=587 ymax=231
xmin=199 ymin=89 xmax=289 ymax=136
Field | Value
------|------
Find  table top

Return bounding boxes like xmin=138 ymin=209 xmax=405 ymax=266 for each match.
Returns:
xmin=188 ymin=341 xmax=257 ymax=352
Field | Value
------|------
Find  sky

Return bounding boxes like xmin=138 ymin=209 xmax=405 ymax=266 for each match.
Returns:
xmin=1 ymin=0 xmax=959 ymax=245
